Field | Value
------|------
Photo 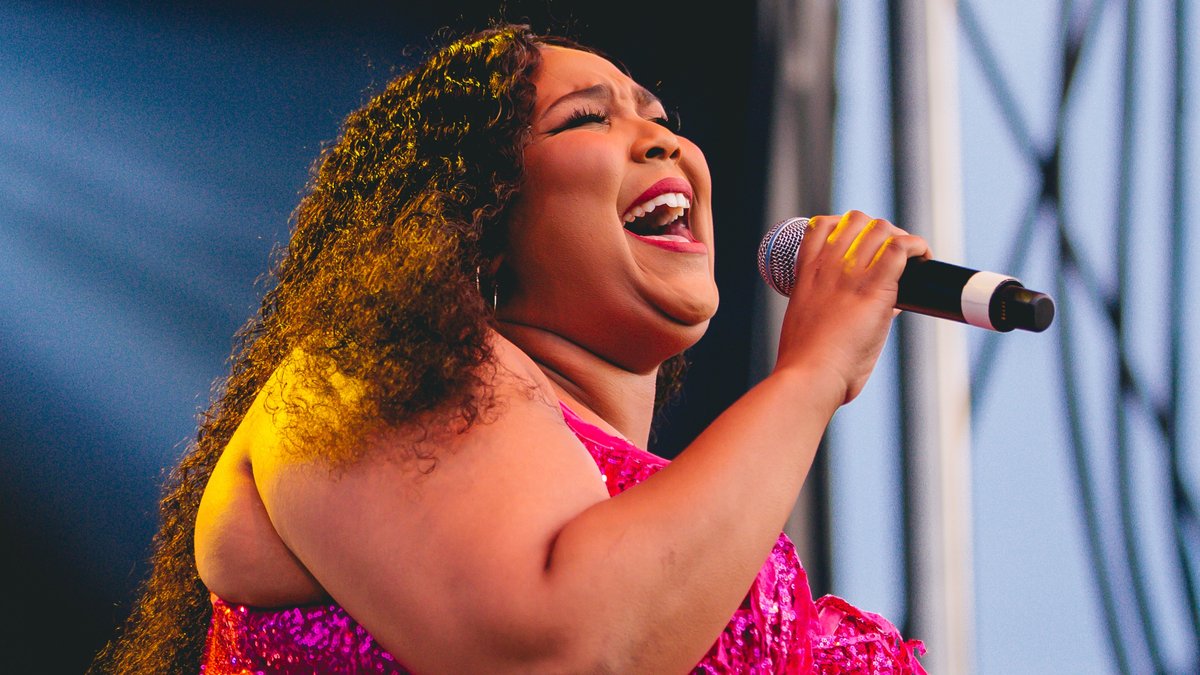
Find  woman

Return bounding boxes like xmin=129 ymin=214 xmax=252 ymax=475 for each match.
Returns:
xmin=94 ymin=24 xmax=927 ymax=674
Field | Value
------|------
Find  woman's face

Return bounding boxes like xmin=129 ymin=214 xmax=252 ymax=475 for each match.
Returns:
xmin=499 ymin=46 xmax=718 ymax=372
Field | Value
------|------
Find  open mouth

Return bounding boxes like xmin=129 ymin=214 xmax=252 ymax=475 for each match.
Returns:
xmin=622 ymin=191 xmax=694 ymax=243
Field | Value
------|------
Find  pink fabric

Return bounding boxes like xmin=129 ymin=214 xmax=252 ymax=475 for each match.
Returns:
xmin=200 ymin=402 xmax=926 ymax=674
xmin=561 ymin=403 xmax=926 ymax=674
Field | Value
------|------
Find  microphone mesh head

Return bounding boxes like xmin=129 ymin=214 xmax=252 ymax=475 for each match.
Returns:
xmin=757 ymin=217 xmax=808 ymax=297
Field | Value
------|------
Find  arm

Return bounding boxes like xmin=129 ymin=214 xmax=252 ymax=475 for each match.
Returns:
xmin=255 ymin=211 xmax=926 ymax=673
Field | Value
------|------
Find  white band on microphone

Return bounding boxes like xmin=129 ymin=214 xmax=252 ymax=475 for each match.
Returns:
xmin=961 ymin=271 xmax=1018 ymax=330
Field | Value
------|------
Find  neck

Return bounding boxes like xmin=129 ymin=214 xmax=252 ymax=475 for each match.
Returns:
xmin=495 ymin=319 xmax=657 ymax=447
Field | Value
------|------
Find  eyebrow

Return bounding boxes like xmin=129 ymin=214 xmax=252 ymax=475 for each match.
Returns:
xmin=541 ymin=83 xmax=663 ymax=118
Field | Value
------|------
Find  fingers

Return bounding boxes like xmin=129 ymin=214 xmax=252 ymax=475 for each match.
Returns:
xmin=794 ymin=214 xmax=839 ymax=274
xmin=864 ymin=232 xmax=930 ymax=287
xmin=801 ymin=210 xmax=931 ymax=273
xmin=801 ymin=211 xmax=894 ymax=275
xmin=776 ymin=211 xmax=929 ymax=402
xmin=798 ymin=210 xmax=930 ymax=287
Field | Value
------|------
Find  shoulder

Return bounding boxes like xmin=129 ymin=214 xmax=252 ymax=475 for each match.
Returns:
xmin=487 ymin=328 xmax=562 ymax=407
xmin=240 ymin=332 xmax=610 ymax=668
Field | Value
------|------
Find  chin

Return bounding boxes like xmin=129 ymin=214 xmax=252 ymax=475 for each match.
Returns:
xmin=676 ymin=318 xmax=712 ymax=350
xmin=659 ymin=285 xmax=719 ymax=328
xmin=610 ymin=306 xmax=712 ymax=373
xmin=623 ymin=320 xmax=709 ymax=373
xmin=659 ymin=296 xmax=719 ymax=354
xmin=678 ymin=298 xmax=720 ymax=326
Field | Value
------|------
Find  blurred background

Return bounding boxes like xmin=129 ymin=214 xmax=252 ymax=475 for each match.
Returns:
xmin=0 ymin=1 xmax=1195 ymax=672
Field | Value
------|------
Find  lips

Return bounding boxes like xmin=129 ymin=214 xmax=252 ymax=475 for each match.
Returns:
xmin=624 ymin=229 xmax=707 ymax=253
xmin=618 ymin=177 xmax=705 ymax=253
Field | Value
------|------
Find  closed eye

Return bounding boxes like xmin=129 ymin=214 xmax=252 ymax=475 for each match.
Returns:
xmin=552 ymin=108 xmax=681 ymax=134
xmin=651 ymin=109 xmax=682 ymax=133
xmin=555 ymin=108 xmax=609 ymax=132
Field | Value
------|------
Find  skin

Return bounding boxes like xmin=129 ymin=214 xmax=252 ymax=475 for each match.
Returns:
xmin=497 ymin=46 xmax=718 ymax=444
xmin=194 ymin=46 xmax=929 ymax=673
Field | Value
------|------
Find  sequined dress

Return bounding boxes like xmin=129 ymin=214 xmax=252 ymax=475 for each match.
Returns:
xmin=201 ymin=402 xmax=927 ymax=674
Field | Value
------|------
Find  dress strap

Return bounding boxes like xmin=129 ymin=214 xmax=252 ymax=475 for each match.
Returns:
xmin=557 ymin=400 xmax=623 ymax=450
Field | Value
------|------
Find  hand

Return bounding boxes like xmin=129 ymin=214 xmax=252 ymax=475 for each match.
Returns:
xmin=773 ymin=210 xmax=930 ymax=404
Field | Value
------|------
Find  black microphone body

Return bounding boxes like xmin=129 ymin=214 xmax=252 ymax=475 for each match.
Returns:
xmin=758 ymin=217 xmax=1054 ymax=333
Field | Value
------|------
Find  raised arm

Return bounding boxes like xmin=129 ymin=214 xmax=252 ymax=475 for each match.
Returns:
xmin=254 ymin=211 xmax=926 ymax=673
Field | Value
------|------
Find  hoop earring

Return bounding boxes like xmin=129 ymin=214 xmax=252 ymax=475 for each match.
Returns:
xmin=476 ymin=265 xmax=499 ymax=313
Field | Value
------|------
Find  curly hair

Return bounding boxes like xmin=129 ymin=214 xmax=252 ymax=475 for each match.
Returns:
xmin=90 ymin=23 xmax=688 ymax=674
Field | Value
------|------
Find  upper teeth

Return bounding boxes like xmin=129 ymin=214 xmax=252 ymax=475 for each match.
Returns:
xmin=623 ymin=192 xmax=692 ymax=223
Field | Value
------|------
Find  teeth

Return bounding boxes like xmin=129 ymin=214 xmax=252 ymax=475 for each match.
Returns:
xmin=656 ymin=206 xmax=684 ymax=227
xmin=624 ymin=192 xmax=691 ymax=223
xmin=623 ymin=192 xmax=692 ymax=223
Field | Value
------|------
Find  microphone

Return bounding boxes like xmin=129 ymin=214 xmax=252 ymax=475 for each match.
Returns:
xmin=758 ymin=217 xmax=1055 ymax=332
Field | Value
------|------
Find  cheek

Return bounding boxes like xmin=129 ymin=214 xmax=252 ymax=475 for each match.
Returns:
xmin=522 ymin=135 xmax=623 ymax=197
xmin=510 ymin=139 xmax=626 ymax=255
xmin=679 ymin=138 xmax=712 ymax=192
xmin=505 ymin=145 xmax=627 ymax=285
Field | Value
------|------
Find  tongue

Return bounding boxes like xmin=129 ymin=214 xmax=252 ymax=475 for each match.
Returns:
xmin=624 ymin=212 xmax=694 ymax=241
xmin=657 ymin=220 xmax=693 ymax=241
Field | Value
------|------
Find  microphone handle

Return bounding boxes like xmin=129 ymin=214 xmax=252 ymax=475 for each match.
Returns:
xmin=897 ymin=258 xmax=1054 ymax=332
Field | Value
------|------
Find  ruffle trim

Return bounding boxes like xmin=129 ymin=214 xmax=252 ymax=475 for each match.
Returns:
xmin=811 ymin=595 xmax=927 ymax=674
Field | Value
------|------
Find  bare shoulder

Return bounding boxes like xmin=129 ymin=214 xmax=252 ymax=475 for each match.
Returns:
xmin=195 ymin=355 xmax=330 ymax=606
xmin=196 ymin=331 xmax=565 ymax=607
xmin=248 ymin=329 xmax=564 ymax=473
xmin=245 ymin=331 xmax=609 ymax=670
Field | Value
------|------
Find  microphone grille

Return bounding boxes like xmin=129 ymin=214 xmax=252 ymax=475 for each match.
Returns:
xmin=757 ymin=217 xmax=808 ymax=297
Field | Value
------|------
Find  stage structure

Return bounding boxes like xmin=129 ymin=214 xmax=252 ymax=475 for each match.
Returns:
xmin=953 ymin=1 xmax=1199 ymax=672
xmin=756 ymin=1 xmax=974 ymax=672
xmin=753 ymin=0 xmax=839 ymax=597
xmin=760 ymin=1 xmax=1199 ymax=673
xmin=888 ymin=2 xmax=976 ymax=674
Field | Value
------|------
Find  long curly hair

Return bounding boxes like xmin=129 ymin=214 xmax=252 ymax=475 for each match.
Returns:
xmin=90 ymin=23 xmax=688 ymax=674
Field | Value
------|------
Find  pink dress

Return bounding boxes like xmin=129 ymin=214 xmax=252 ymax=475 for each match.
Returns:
xmin=202 ymin=403 xmax=926 ymax=674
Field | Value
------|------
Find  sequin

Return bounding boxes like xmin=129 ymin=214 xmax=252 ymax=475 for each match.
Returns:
xmin=199 ymin=402 xmax=926 ymax=674
xmin=201 ymin=598 xmax=405 ymax=674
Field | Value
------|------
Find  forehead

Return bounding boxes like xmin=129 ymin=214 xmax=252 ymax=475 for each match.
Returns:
xmin=532 ymin=46 xmax=652 ymax=111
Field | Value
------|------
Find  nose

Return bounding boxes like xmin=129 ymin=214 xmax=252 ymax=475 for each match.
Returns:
xmin=632 ymin=120 xmax=682 ymax=162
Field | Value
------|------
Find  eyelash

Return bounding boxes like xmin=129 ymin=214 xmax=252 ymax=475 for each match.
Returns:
xmin=560 ymin=108 xmax=608 ymax=129
xmin=657 ymin=110 xmax=683 ymax=133
xmin=557 ymin=108 xmax=682 ymax=133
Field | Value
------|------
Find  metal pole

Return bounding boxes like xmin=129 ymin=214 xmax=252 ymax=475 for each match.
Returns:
xmin=887 ymin=0 xmax=975 ymax=671
xmin=753 ymin=0 xmax=838 ymax=593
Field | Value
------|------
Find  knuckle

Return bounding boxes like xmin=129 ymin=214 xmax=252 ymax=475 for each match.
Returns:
xmin=898 ymin=233 xmax=928 ymax=254
xmin=879 ymin=236 xmax=906 ymax=259
xmin=807 ymin=215 xmax=837 ymax=230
